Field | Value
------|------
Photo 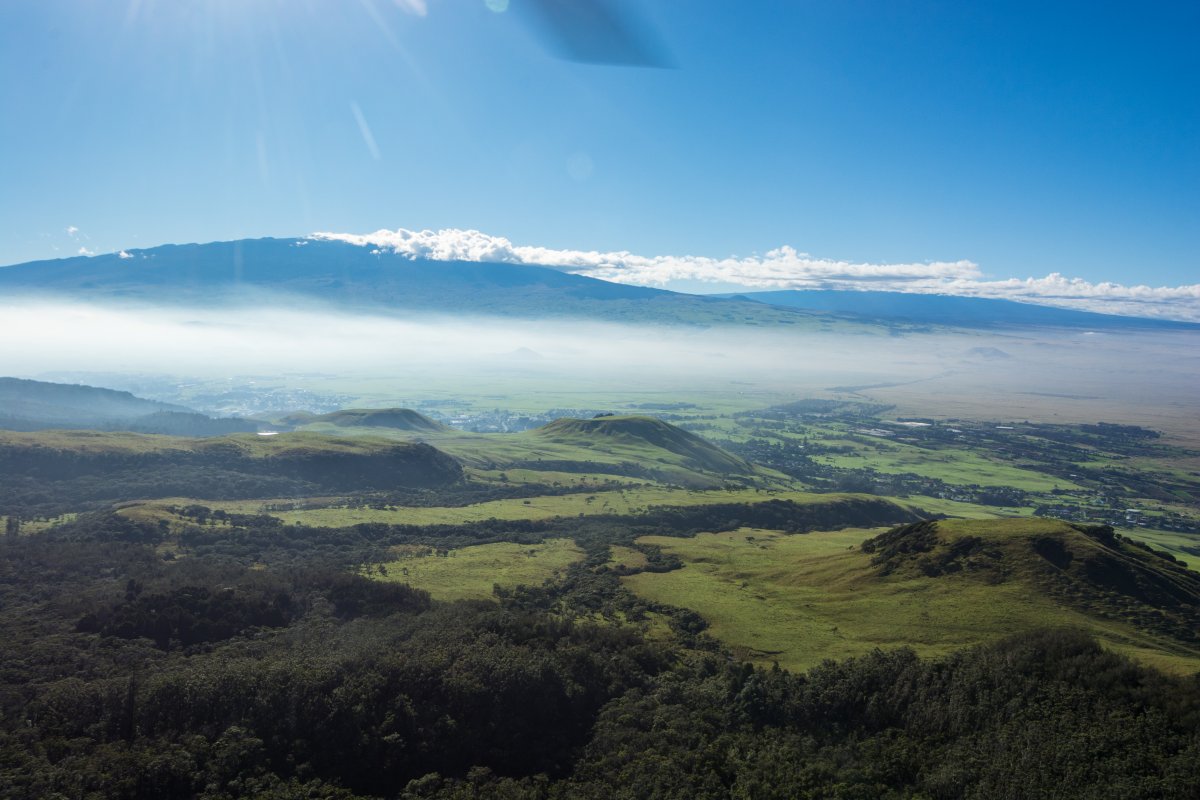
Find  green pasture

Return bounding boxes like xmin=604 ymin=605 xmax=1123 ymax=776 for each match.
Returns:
xmin=815 ymin=442 xmax=1080 ymax=492
xmin=192 ymin=487 xmax=839 ymax=528
xmin=373 ymin=537 xmax=584 ymax=601
xmin=1120 ymin=526 xmax=1200 ymax=570
xmin=899 ymin=495 xmax=1035 ymax=519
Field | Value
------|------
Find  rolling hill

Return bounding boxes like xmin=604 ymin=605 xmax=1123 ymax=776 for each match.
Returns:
xmin=625 ymin=517 xmax=1200 ymax=673
xmin=862 ymin=519 xmax=1200 ymax=645
xmin=531 ymin=415 xmax=751 ymax=476
xmin=281 ymin=408 xmax=449 ymax=432
xmin=279 ymin=410 xmax=762 ymax=488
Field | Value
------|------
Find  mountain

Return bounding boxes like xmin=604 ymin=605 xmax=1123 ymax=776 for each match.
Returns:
xmin=0 ymin=238 xmax=825 ymax=327
xmin=8 ymin=237 xmax=1189 ymax=329
xmin=0 ymin=377 xmax=258 ymax=436
xmin=728 ymin=289 xmax=1200 ymax=330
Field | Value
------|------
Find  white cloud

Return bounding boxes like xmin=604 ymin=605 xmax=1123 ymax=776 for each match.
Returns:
xmin=77 ymin=246 xmax=95 ymax=257
xmin=918 ymin=273 xmax=1200 ymax=321
xmin=310 ymin=227 xmax=1200 ymax=322
xmin=316 ymin=227 xmax=525 ymax=264
xmin=66 ymin=225 xmax=80 ymax=237
xmin=118 ymin=250 xmax=133 ymax=259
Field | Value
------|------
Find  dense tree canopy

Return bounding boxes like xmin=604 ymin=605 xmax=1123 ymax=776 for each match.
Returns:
xmin=1 ymin=512 xmax=1197 ymax=799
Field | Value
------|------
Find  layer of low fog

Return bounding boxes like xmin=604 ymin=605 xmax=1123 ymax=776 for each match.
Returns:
xmin=2 ymin=297 xmax=1196 ymax=434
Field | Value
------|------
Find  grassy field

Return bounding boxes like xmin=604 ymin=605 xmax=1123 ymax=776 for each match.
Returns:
xmin=607 ymin=545 xmax=649 ymax=571
xmin=467 ymin=468 xmax=645 ymax=487
xmin=1120 ymin=525 xmax=1200 ymax=570
xmin=623 ymin=523 xmax=1200 ymax=675
xmin=0 ymin=513 xmax=77 ymax=535
xmin=373 ymin=538 xmax=584 ymax=601
xmin=142 ymin=487 xmax=851 ymax=528
xmin=814 ymin=441 xmax=1081 ymax=492
xmin=898 ymin=495 xmax=1035 ymax=519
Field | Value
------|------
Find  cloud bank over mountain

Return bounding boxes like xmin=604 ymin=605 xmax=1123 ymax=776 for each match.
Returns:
xmin=313 ymin=228 xmax=1200 ymax=321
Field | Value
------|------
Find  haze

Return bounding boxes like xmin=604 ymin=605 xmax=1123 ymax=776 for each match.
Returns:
xmin=3 ymin=296 xmax=1195 ymax=436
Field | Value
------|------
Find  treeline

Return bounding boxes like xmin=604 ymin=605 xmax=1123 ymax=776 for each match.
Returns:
xmin=307 ymin=479 xmax=646 ymax=512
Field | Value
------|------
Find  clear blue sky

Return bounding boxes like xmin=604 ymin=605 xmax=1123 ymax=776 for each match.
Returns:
xmin=1 ymin=0 xmax=1196 ymax=286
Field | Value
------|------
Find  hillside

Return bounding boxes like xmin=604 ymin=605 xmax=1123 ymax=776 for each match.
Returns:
xmin=0 ymin=376 xmax=188 ymax=427
xmin=862 ymin=519 xmax=1200 ymax=646
xmin=625 ymin=518 xmax=1200 ymax=673
xmin=278 ymin=411 xmax=763 ymax=488
xmin=0 ymin=430 xmax=462 ymax=514
xmin=530 ymin=415 xmax=753 ymax=478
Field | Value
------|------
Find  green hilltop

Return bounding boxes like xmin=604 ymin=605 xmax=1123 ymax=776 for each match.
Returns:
xmin=530 ymin=415 xmax=751 ymax=475
xmin=280 ymin=408 xmax=449 ymax=432
xmin=863 ymin=518 xmax=1200 ymax=649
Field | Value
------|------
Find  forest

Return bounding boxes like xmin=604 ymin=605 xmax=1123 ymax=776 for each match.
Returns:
xmin=2 ymin=510 xmax=1198 ymax=799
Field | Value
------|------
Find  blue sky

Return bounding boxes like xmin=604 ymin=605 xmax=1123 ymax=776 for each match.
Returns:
xmin=1 ymin=1 xmax=1196 ymax=296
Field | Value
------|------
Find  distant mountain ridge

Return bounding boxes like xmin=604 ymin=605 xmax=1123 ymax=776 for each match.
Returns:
xmin=728 ymin=289 xmax=1200 ymax=331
